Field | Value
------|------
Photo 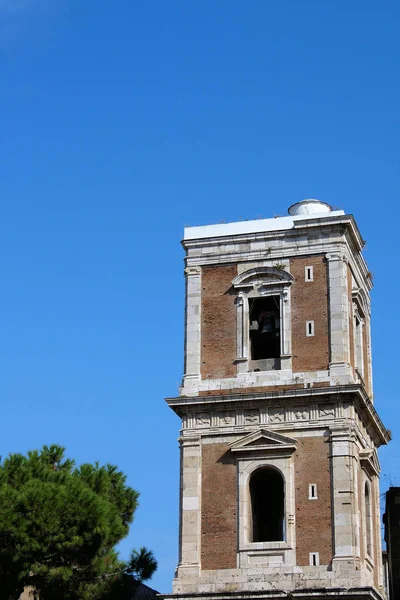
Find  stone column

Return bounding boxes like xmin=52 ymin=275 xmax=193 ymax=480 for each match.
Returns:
xmin=326 ymin=252 xmax=351 ymax=384
xmin=182 ymin=267 xmax=201 ymax=395
xmin=174 ymin=436 xmax=201 ymax=586
xmin=330 ymin=426 xmax=359 ymax=561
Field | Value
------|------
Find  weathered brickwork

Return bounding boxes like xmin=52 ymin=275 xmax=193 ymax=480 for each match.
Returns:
xmin=291 ymin=256 xmax=329 ymax=372
xmin=201 ymin=265 xmax=237 ymax=379
xmin=294 ymin=436 xmax=333 ymax=565
xmin=201 ymin=443 xmax=237 ymax=570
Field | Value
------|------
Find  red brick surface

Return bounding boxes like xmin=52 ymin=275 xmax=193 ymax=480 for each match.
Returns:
xmin=201 ymin=443 xmax=237 ymax=570
xmin=294 ymin=436 xmax=333 ymax=565
xmin=201 ymin=265 xmax=237 ymax=379
xmin=291 ymin=256 xmax=330 ymax=372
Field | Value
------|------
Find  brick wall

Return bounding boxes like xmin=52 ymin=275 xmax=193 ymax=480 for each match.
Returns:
xmin=291 ymin=256 xmax=330 ymax=372
xmin=201 ymin=265 xmax=237 ymax=379
xmin=201 ymin=443 xmax=237 ymax=569
xmin=294 ymin=436 xmax=333 ymax=565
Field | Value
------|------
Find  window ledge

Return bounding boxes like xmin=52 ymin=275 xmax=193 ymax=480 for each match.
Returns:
xmin=241 ymin=541 xmax=291 ymax=552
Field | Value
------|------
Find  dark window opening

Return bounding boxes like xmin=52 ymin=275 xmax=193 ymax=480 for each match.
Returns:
xmin=250 ymin=467 xmax=285 ymax=542
xmin=249 ymin=296 xmax=280 ymax=360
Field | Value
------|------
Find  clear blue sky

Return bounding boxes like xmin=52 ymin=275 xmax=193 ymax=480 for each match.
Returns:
xmin=1 ymin=0 xmax=399 ymax=592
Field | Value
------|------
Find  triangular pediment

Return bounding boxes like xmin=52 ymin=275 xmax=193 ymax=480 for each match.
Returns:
xmin=230 ymin=429 xmax=297 ymax=454
xmin=360 ymin=448 xmax=381 ymax=476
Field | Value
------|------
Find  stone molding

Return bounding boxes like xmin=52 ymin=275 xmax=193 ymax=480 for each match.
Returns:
xmin=163 ymin=590 xmax=385 ymax=600
xmin=360 ymin=448 xmax=381 ymax=477
xmin=167 ymin=385 xmax=390 ymax=447
xmin=232 ymin=266 xmax=294 ymax=288
xmin=229 ymin=429 xmax=297 ymax=455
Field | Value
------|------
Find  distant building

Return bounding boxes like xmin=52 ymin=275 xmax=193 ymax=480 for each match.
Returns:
xmin=384 ymin=487 xmax=400 ymax=599
xmin=164 ymin=200 xmax=390 ymax=600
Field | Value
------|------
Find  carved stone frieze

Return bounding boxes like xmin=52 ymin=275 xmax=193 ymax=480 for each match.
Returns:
xmin=269 ymin=408 xmax=285 ymax=424
xmin=244 ymin=410 xmax=259 ymax=424
xmin=319 ymin=405 xmax=335 ymax=418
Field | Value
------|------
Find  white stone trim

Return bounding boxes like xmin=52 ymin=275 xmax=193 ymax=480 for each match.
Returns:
xmin=305 ymin=266 xmax=314 ymax=282
xmin=237 ymin=453 xmax=296 ymax=568
xmin=306 ymin=321 xmax=315 ymax=337
xmin=326 ymin=252 xmax=352 ymax=383
xmin=330 ymin=426 xmax=359 ymax=560
xmin=183 ymin=267 xmax=201 ymax=394
xmin=176 ymin=436 xmax=201 ymax=578
xmin=233 ymin=262 xmax=293 ymax=374
xmin=308 ymin=483 xmax=318 ymax=499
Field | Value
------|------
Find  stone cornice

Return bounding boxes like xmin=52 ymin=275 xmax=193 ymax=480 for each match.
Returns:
xmin=166 ymin=384 xmax=390 ymax=446
xmin=161 ymin=586 xmax=384 ymax=600
xmin=183 ymin=230 xmax=372 ymax=293
xmin=182 ymin=214 xmax=363 ymax=252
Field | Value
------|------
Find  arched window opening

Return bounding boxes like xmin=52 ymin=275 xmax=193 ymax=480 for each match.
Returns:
xmin=365 ymin=481 xmax=372 ymax=556
xmin=249 ymin=296 xmax=281 ymax=361
xmin=250 ymin=467 xmax=285 ymax=542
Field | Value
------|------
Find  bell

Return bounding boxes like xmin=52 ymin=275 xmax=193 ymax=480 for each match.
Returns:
xmin=260 ymin=319 xmax=274 ymax=334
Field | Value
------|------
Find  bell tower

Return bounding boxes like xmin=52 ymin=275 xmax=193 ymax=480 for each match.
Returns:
xmin=165 ymin=200 xmax=390 ymax=600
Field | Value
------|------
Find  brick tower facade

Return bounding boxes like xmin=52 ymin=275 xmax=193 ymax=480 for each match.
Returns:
xmin=165 ymin=200 xmax=390 ymax=600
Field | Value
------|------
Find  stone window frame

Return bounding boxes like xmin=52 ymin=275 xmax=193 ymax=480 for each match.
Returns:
xmin=305 ymin=266 xmax=314 ymax=282
xmin=362 ymin=475 xmax=374 ymax=562
xmin=306 ymin=320 xmax=315 ymax=337
xmin=352 ymin=288 xmax=368 ymax=381
xmin=230 ymin=429 xmax=297 ymax=567
xmin=360 ymin=450 xmax=379 ymax=566
xmin=232 ymin=266 xmax=294 ymax=373
xmin=308 ymin=483 xmax=318 ymax=499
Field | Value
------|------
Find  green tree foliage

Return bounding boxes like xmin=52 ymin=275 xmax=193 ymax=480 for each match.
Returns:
xmin=0 ymin=445 xmax=157 ymax=600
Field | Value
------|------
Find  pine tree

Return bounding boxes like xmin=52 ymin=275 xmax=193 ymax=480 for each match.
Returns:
xmin=0 ymin=445 xmax=157 ymax=600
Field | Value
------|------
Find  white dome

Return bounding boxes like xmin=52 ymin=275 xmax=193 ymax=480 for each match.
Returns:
xmin=288 ymin=199 xmax=332 ymax=217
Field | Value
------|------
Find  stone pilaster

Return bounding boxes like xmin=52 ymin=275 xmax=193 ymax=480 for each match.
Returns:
xmin=330 ymin=426 xmax=359 ymax=561
xmin=174 ymin=437 xmax=201 ymax=587
xmin=182 ymin=267 xmax=201 ymax=395
xmin=326 ymin=252 xmax=352 ymax=383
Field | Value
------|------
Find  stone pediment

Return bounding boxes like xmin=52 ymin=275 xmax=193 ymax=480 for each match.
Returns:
xmin=360 ymin=448 xmax=381 ymax=477
xmin=231 ymin=266 xmax=294 ymax=290
xmin=230 ymin=429 xmax=297 ymax=454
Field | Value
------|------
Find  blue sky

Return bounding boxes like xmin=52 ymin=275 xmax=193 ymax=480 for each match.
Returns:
xmin=1 ymin=0 xmax=399 ymax=592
